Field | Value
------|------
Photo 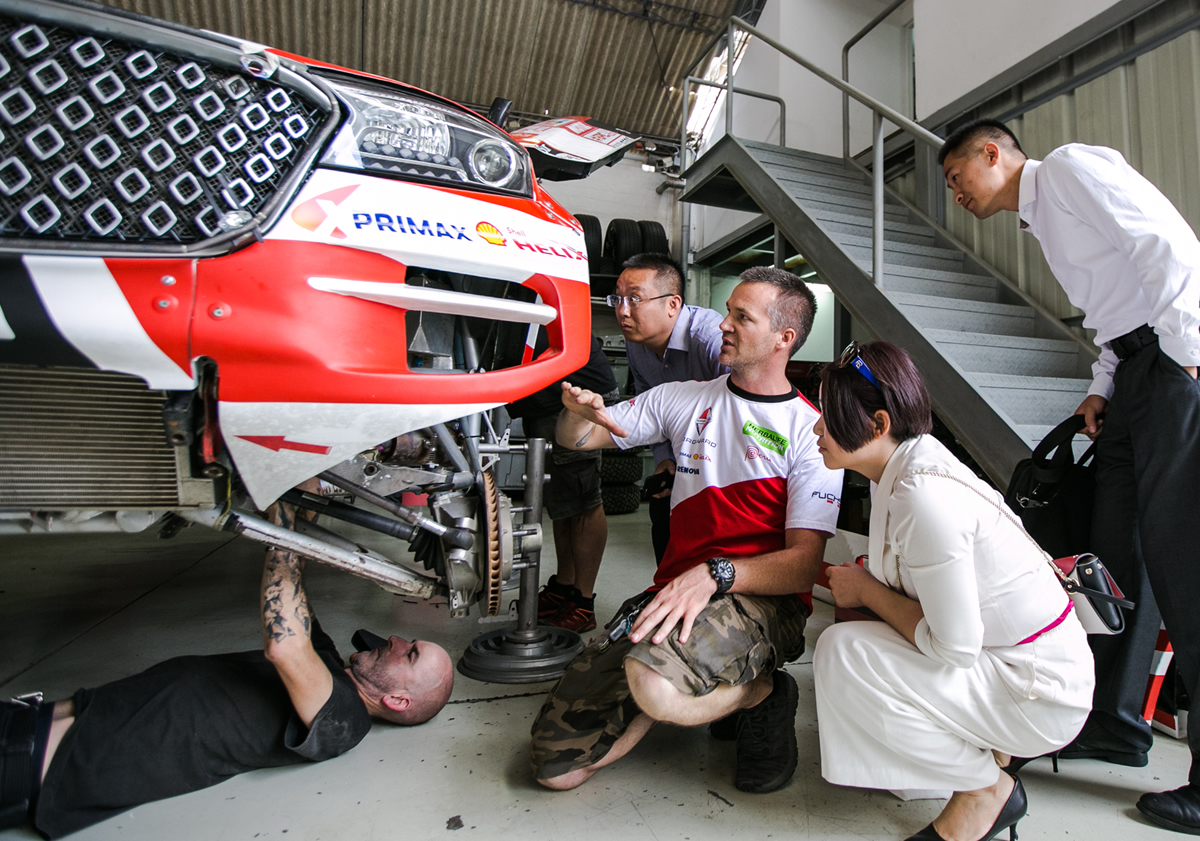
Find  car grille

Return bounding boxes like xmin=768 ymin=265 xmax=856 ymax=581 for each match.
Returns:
xmin=0 ymin=13 xmax=327 ymax=245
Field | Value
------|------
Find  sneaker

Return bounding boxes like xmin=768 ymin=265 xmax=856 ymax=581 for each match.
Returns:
xmin=734 ymin=670 xmax=799 ymax=793
xmin=545 ymin=598 xmax=596 ymax=633
xmin=709 ymin=712 xmax=742 ymax=741
xmin=537 ymin=575 xmax=577 ymax=620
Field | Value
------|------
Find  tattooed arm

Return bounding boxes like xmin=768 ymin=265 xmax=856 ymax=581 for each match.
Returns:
xmin=555 ymin=381 xmax=627 ymax=451
xmin=262 ymin=493 xmax=333 ymax=729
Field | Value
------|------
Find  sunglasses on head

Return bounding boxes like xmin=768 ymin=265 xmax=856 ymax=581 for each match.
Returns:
xmin=838 ymin=340 xmax=882 ymax=390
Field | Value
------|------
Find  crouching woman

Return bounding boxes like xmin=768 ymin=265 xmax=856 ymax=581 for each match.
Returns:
xmin=811 ymin=341 xmax=1093 ymax=841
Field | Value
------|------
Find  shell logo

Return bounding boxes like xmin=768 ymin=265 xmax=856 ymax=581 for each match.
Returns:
xmin=476 ymin=221 xmax=506 ymax=246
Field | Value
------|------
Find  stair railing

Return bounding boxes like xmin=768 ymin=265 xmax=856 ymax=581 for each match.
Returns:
xmin=707 ymin=15 xmax=944 ymax=288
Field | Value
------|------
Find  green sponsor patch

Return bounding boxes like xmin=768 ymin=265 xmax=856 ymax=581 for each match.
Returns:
xmin=742 ymin=420 xmax=789 ymax=455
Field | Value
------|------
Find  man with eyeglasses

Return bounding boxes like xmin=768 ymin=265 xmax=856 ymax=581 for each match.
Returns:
xmin=609 ymin=254 xmax=729 ymax=565
xmin=530 ymin=267 xmax=842 ymax=797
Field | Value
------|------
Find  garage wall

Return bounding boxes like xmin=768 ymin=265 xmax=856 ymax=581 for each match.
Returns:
xmin=690 ymin=0 xmax=910 ymax=254
xmin=541 ymin=156 xmax=681 ymax=260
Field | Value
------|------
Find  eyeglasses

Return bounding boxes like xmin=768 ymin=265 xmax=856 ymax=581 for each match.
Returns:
xmin=606 ymin=294 xmax=673 ymax=309
xmin=838 ymin=341 xmax=882 ymax=390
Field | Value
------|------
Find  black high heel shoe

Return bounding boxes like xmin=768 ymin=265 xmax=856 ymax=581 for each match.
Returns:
xmin=903 ymin=774 xmax=1027 ymax=841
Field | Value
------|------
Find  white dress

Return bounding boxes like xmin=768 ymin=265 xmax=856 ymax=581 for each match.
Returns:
xmin=814 ymin=435 xmax=1095 ymax=792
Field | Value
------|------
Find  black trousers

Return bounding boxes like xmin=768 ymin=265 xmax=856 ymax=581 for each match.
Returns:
xmin=648 ymin=494 xmax=671 ymax=566
xmin=1088 ymin=343 xmax=1200 ymax=782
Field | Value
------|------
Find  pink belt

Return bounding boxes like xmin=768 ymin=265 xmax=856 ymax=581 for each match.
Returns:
xmin=1016 ymin=600 xmax=1074 ymax=645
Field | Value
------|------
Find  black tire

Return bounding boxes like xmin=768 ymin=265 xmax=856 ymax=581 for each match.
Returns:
xmin=637 ymin=220 xmax=670 ymax=255
xmin=600 ymin=452 xmax=643 ymax=484
xmin=576 ymin=214 xmax=603 ymax=262
xmin=602 ymin=483 xmax=641 ymax=515
xmin=603 ymin=218 xmax=643 ymax=266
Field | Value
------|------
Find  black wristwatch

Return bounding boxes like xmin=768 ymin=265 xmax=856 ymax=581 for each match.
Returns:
xmin=707 ymin=557 xmax=735 ymax=595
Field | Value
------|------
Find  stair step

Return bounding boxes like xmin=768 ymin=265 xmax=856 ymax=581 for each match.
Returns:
xmin=795 ymin=190 xmax=911 ymax=222
xmin=743 ymin=140 xmax=847 ymax=169
xmin=845 ymin=241 xmax=964 ymax=272
xmin=1015 ymin=424 xmax=1094 ymax=459
xmin=836 ymin=232 xmax=964 ymax=262
xmin=853 ymin=261 xmax=998 ymax=302
xmin=811 ymin=209 xmax=935 ymax=240
xmin=972 ymin=373 xmax=1092 ymax=425
xmin=924 ymin=329 xmax=1080 ymax=377
xmin=886 ymin=291 xmax=1033 ymax=336
xmin=772 ymin=167 xmax=876 ymax=197
xmin=749 ymin=146 xmax=857 ymax=179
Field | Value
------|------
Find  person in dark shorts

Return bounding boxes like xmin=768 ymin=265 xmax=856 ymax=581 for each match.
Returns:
xmin=0 ymin=491 xmax=455 ymax=838
xmin=530 ymin=268 xmax=843 ymax=795
xmin=509 ymin=335 xmax=619 ymax=633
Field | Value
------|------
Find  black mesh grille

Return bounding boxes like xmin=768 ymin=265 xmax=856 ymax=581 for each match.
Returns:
xmin=0 ymin=15 xmax=329 ymax=244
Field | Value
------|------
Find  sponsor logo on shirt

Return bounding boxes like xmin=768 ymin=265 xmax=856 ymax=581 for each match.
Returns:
xmin=742 ymin=421 xmax=789 ymax=455
xmin=678 ymin=465 xmax=701 ymax=475
xmin=678 ymin=451 xmax=713 ymax=463
xmin=683 ymin=436 xmax=717 ymax=449
xmin=744 ymin=444 xmax=773 ymax=464
xmin=695 ymin=407 xmax=712 ymax=436
xmin=812 ymin=491 xmax=841 ymax=507
xmin=476 ymin=221 xmax=506 ymax=245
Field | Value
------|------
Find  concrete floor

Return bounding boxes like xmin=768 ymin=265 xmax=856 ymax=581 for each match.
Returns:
xmin=0 ymin=505 xmax=1189 ymax=840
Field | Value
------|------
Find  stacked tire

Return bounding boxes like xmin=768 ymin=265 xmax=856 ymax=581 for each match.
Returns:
xmin=575 ymin=215 xmax=671 ymax=297
xmin=599 ymin=448 xmax=644 ymax=515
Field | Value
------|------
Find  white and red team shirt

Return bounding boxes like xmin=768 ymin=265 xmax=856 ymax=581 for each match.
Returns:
xmin=606 ymin=375 xmax=843 ymax=605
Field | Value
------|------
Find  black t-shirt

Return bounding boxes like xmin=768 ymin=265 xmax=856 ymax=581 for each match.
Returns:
xmin=507 ymin=335 xmax=618 ymax=421
xmin=35 ymin=621 xmax=371 ymax=839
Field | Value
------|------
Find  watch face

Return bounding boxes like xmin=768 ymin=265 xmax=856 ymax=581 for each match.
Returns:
xmin=714 ymin=559 xmax=735 ymax=580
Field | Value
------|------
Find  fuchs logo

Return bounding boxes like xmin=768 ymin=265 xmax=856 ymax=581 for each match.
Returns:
xmin=742 ymin=420 xmax=789 ymax=456
xmin=744 ymin=444 xmax=773 ymax=464
xmin=291 ymin=184 xmax=359 ymax=239
xmin=812 ymin=491 xmax=841 ymax=507
xmin=695 ymin=408 xmax=712 ymax=436
xmin=476 ymin=221 xmax=506 ymax=246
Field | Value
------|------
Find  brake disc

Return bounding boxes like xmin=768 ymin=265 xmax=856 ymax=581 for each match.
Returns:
xmin=480 ymin=468 xmax=505 ymax=615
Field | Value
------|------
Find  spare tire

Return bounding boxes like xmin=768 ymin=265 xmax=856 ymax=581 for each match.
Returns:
xmin=602 ymin=483 xmax=641 ymax=516
xmin=604 ymin=218 xmax=643 ymax=267
xmin=576 ymin=214 xmax=603 ymax=262
xmin=638 ymin=220 xmax=670 ymax=256
xmin=600 ymin=452 xmax=644 ymax=485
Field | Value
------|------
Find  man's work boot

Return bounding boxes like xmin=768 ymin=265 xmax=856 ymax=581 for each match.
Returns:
xmin=537 ymin=575 xmax=577 ymax=621
xmin=734 ymin=670 xmax=799 ymax=793
xmin=1138 ymin=784 xmax=1200 ymax=834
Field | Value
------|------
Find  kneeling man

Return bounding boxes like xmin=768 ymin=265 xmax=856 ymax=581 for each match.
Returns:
xmin=530 ymin=267 xmax=843 ymax=794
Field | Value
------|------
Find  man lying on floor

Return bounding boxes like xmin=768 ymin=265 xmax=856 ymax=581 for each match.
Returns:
xmin=530 ymin=268 xmax=843 ymax=795
xmin=0 ymin=494 xmax=454 ymax=839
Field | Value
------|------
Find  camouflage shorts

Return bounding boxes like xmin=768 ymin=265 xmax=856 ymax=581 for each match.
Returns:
xmin=529 ymin=592 xmax=807 ymax=780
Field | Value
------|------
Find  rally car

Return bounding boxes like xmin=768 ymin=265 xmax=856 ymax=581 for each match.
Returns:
xmin=0 ymin=0 xmax=631 ymax=619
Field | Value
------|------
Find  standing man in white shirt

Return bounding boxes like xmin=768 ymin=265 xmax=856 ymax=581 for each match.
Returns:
xmin=610 ymin=253 xmax=730 ymax=564
xmin=939 ymin=118 xmax=1200 ymax=834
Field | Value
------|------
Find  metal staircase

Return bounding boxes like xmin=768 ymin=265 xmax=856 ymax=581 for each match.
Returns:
xmin=679 ymin=20 xmax=1097 ymax=490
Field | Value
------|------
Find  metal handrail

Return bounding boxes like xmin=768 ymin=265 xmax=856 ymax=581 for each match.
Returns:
xmin=841 ymin=0 xmax=907 ymax=159
xmin=716 ymin=15 xmax=943 ymax=288
xmin=681 ymin=76 xmax=785 ymax=161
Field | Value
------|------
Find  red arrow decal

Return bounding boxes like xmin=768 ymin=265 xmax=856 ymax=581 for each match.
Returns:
xmin=237 ymin=435 xmax=331 ymax=455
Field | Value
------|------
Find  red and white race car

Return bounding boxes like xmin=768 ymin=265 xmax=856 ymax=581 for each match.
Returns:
xmin=0 ymin=0 xmax=631 ymax=619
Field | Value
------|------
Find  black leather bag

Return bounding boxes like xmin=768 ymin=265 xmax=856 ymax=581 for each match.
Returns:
xmin=1005 ymin=415 xmax=1096 ymax=558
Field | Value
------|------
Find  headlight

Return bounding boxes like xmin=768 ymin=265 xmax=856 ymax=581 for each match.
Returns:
xmin=319 ymin=77 xmax=531 ymax=196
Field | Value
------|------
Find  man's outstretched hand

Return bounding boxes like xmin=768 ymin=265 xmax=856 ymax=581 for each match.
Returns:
xmin=560 ymin=381 xmax=629 ymax=439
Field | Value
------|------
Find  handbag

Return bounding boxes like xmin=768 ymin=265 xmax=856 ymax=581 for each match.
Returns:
xmin=1004 ymin=415 xmax=1095 ymax=558
xmin=911 ymin=470 xmax=1134 ymax=635
xmin=1052 ymin=553 xmax=1133 ymax=634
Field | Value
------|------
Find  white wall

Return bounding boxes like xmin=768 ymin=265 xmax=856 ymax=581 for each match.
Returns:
xmin=691 ymin=0 xmax=909 ymax=253
xmin=913 ymin=0 xmax=1128 ymax=120
xmin=540 ymin=154 xmax=680 ymax=259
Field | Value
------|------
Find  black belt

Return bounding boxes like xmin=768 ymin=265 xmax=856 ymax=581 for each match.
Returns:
xmin=1107 ymin=324 xmax=1158 ymax=361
